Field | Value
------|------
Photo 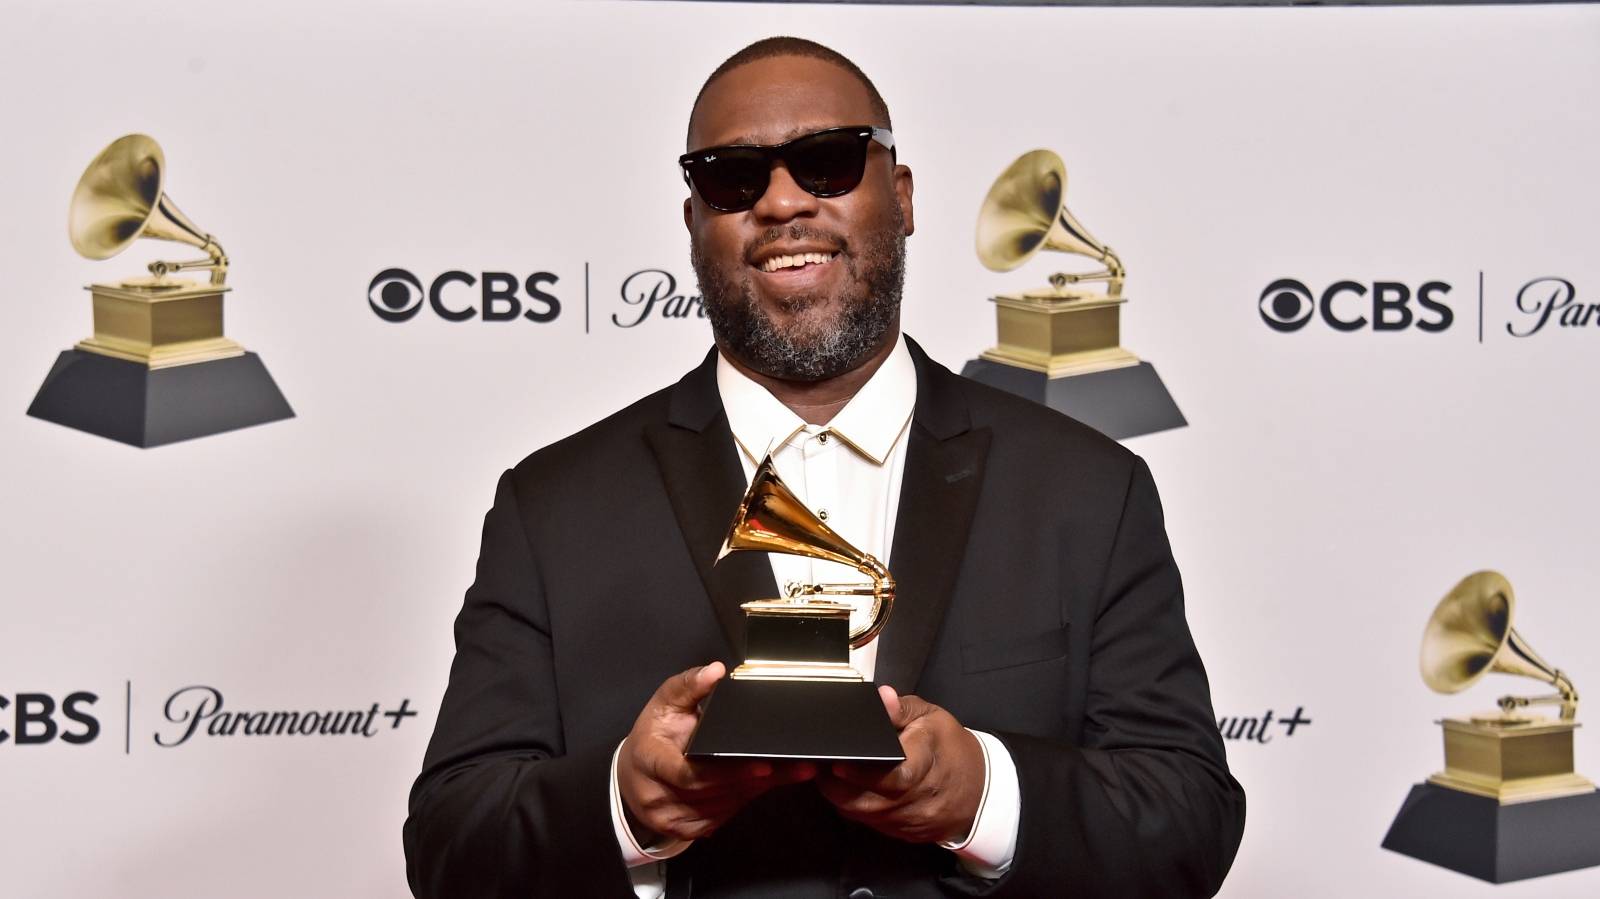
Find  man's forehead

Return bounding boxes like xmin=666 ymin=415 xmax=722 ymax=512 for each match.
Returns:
xmin=716 ymin=123 xmax=852 ymax=148
xmin=689 ymin=56 xmax=877 ymax=149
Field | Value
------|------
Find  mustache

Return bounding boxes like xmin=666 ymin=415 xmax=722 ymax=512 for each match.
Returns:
xmin=743 ymin=224 xmax=848 ymax=264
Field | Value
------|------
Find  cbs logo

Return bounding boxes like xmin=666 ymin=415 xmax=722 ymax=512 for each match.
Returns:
xmin=368 ymin=268 xmax=562 ymax=323
xmin=1259 ymin=279 xmax=1453 ymax=333
xmin=0 ymin=692 xmax=99 ymax=745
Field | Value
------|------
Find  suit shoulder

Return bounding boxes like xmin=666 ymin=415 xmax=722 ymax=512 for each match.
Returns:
xmin=503 ymin=384 xmax=675 ymax=488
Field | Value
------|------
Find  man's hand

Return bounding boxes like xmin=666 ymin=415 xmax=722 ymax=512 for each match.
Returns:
xmin=617 ymin=662 xmax=815 ymax=843
xmin=817 ymin=686 xmax=986 ymax=844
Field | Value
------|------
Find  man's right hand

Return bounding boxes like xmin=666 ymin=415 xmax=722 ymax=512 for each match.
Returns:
xmin=617 ymin=662 xmax=815 ymax=843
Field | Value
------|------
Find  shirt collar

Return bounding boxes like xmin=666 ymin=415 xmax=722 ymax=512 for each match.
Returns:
xmin=716 ymin=334 xmax=917 ymax=466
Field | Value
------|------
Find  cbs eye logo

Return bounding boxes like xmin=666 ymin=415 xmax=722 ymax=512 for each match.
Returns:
xmin=369 ymin=269 xmax=425 ymax=322
xmin=1259 ymin=280 xmax=1317 ymax=332
xmin=1259 ymin=278 xmax=1453 ymax=333
xmin=368 ymin=268 xmax=562 ymax=323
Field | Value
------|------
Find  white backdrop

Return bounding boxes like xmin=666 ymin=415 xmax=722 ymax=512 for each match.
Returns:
xmin=2 ymin=1 xmax=1598 ymax=896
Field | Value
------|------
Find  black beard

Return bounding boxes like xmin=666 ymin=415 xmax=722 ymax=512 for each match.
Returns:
xmin=692 ymin=220 xmax=906 ymax=382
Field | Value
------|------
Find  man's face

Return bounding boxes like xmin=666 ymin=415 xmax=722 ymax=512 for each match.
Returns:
xmin=685 ymin=55 xmax=915 ymax=381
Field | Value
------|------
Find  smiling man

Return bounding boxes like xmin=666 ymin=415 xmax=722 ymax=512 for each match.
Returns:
xmin=405 ymin=37 xmax=1245 ymax=899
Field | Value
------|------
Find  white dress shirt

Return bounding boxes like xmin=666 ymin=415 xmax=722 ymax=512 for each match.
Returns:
xmin=610 ymin=336 xmax=1020 ymax=895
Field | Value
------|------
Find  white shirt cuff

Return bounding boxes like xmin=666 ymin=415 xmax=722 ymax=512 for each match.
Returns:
xmin=610 ymin=739 xmax=692 ymax=897
xmin=938 ymin=728 xmax=1019 ymax=879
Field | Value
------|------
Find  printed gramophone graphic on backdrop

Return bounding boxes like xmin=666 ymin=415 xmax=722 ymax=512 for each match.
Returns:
xmin=685 ymin=456 xmax=904 ymax=762
xmin=27 ymin=134 xmax=292 ymax=447
xmin=1383 ymin=571 xmax=1600 ymax=883
xmin=961 ymin=149 xmax=1184 ymax=441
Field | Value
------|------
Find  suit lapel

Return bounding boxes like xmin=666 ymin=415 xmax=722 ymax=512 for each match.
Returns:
xmin=644 ymin=350 xmax=779 ymax=659
xmin=644 ymin=340 xmax=989 ymax=684
xmin=874 ymin=340 xmax=992 ymax=693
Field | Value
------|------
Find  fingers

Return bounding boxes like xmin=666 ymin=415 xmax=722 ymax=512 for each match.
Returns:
xmin=676 ymin=758 xmax=818 ymax=794
xmin=879 ymin=686 xmax=939 ymax=732
xmin=769 ymin=761 xmax=818 ymax=785
xmin=661 ymin=815 xmax=723 ymax=841
xmin=623 ymin=757 xmax=790 ymax=842
xmin=828 ymin=753 xmax=926 ymax=795
xmin=890 ymin=692 xmax=936 ymax=729
xmin=654 ymin=662 xmax=726 ymax=713
xmin=648 ymin=763 xmax=819 ymax=840
xmin=653 ymin=755 xmax=773 ymax=793
xmin=878 ymin=684 xmax=902 ymax=723
xmin=816 ymin=775 xmax=894 ymax=817
xmin=831 ymin=691 xmax=942 ymax=793
xmin=640 ymin=799 xmax=743 ymax=841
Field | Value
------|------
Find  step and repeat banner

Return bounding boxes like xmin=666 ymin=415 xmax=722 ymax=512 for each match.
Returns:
xmin=2 ymin=0 xmax=1597 ymax=896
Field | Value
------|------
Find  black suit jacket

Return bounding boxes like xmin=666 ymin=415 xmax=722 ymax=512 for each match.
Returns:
xmin=405 ymin=338 xmax=1245 ymax=898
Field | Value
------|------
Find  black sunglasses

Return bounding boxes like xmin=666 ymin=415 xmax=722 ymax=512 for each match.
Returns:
xmin=679 ymin=125 xmax=896 ymax=213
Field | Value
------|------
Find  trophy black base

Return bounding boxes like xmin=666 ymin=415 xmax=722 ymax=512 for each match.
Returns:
xmin=1382 ymin=783 xmax=1600 ymax=883
xmin=961 ymin=359 xmax=1186 ymax=441
xmin=27 ymin=349 xmax=294 ymax=448
xmin=686 ymin=679 xmax=905 ymax=763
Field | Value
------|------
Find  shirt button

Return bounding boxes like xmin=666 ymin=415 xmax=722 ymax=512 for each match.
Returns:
xmin=818 ymin=431 xmax=830 ymax=444
xmin=818 ymin=508 xmax=829 ymax=521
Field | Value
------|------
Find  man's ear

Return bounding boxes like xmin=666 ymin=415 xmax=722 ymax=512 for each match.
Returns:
xmin=683 ymin=196 xmax=694 ymax=232
xmin=893 ymin=164 xmax=915 ymax=237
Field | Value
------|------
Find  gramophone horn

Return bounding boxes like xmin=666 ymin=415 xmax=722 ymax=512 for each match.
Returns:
xmin=719 ymin=456 xmax=895 ymax=648
xmin=68 ymin=134 xmax=227 ymax=285
xmin=1420 ymin=570 xmax=1577 ymax=719
xmin=975 ymin=148 xmax=1123 ymax=284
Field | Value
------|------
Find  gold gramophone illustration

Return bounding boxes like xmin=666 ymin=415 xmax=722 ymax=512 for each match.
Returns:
xmin=27 ymin=134 xmax=292 ymax=447
xmin=1383 ymin=571 xmax=1600 ymax=883
xmin=961 ymin=149 xmax=1184 ymax=440
xmin=685 ymin=456 xmax=905 ymax=761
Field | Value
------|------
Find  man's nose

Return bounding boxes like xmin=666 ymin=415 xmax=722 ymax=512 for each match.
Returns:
xmin=749 ymin=161 xmax=819 ymax=223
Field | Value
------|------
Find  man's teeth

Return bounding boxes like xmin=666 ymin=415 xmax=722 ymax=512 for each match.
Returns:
xmin=760 ymin=252 xmax=837 ymax=273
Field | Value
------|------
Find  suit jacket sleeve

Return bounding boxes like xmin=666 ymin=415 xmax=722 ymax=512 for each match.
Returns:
xmin=981 ymin=456 xmax=1245 ymax=898
xmin=404 ymin=470 xmax=635 ymax=899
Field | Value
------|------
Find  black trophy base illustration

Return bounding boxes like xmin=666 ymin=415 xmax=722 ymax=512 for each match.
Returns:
xmin=961 ymin=359 xmax=1186 ymax=441
xmin=686 ymin=678 xmax=905 ymax=763
xmin=27 ymin=349 xmax=294 ymax=448
xmin=1382 ymin=783 xmax=1600 ymax=883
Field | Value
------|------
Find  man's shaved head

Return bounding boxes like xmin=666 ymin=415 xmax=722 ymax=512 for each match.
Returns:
xmin=688 ymin=37 xmax=892 ymax=149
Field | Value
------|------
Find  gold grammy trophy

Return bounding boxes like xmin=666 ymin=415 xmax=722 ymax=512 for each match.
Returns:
xmin=685 ymin=456 xmax=905 ymax=761
xmin=27 ymin=134 xmax=292 ymax=447
xmin=1383 ymin=571 xmax=1600 ymax=883
xmin=961 ymin=149 xmax=1184 ymax=440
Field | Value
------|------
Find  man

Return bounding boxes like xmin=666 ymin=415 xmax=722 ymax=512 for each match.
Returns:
xmin=405 ymin=37 xmax=1245 ymax=899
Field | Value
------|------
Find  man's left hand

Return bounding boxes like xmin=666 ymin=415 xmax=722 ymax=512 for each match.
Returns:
xmin=816 ymin=686 xmax=986 ymax=844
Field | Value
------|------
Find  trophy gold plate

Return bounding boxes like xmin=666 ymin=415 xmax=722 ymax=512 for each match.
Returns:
xmin=75 ymin=281 xmax=244 ymax=369
xmin=685 ymin=457 xmax=905 ymax=763
xmin=1428 ymin=717 xmax=1593 ymax=803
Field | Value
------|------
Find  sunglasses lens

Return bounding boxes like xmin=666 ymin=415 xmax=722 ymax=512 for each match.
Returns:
xmin=689 ymin=150 xmax=769 ymax=211
xmin=785 ymin=130 xmax=869 ymax=197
